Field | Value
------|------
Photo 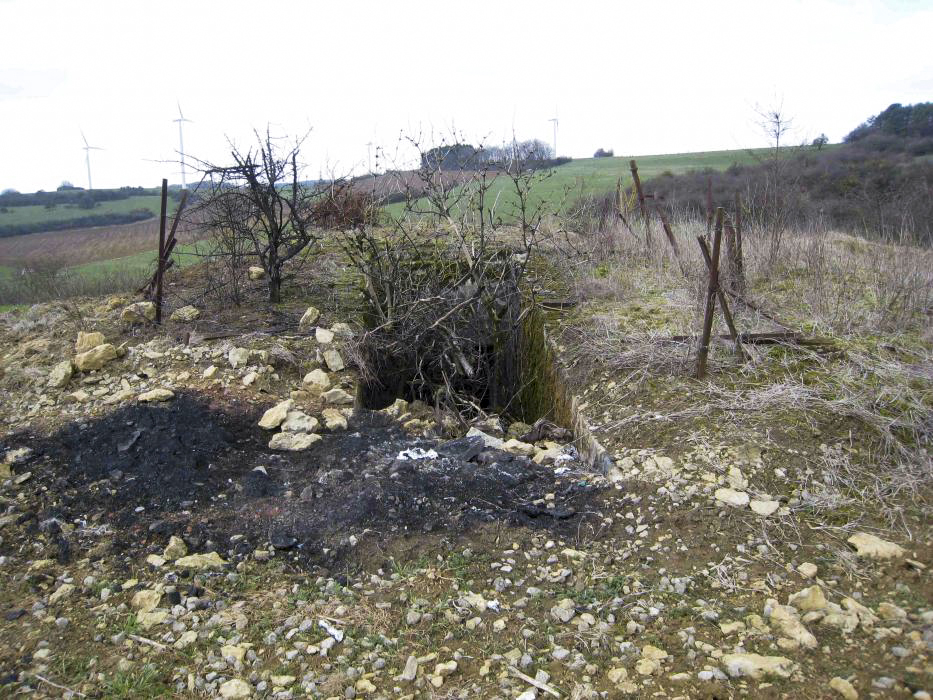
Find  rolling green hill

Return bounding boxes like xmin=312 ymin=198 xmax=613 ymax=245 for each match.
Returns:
xmin=385 ymin=146 xmax=788 ymax=221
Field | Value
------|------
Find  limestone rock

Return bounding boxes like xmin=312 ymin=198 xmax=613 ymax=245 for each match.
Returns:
xmin=550 ymin=598 xmax=576 ymax=623
xmin=170 ymin=305 xmax=200 ymax=322
xmin=75 ymin=331 xmax=106 ymax=353
xmin=607 ymin=667 xmax=628 ymax=684
xmin=121 ymin=301 xmax=156 ymax=324
xmin=321 ymin=387 xmax=354 ymax=406
xmin=247 ymin=266 xmax=265 ymax=280
xmin=219 ymin=678 xmax=252 ymax=698
xmin=381 ymin=398 xmax=409 ymax=418
xmin=323 ymin=348 xmax=344 ymax=372
xmin=766 ymin=599 xmax=817 ymax=649
xmin=321 ymin=408 xmax=348 ymax=431
xmin=137 ymin=610 xmax=168 ymax=629
xmin=714 ymin=487 xmax=750 ymax=507
xmin=847 ymin=532 xmax=905 ymax=559
xmin=400 ymin=655 xmax=419 ymax=682
xmin=788 ymin=585 xmax=828 ymax=612
xmin=281 ymin=410 xmax=319 ymax=433
xmin=228 ymin=347 xmax=250 ymax=369
xmin=49 ymin=583 xmax=75 ymax=604
xmin=47 ymin=360 xmax=73 ymax=388
xmin=331 ymin=322 xmax=354 ymax=339
xmin=138 ymin=388 xmax=174 ymax=402
xmin=302 ymin=368 xmax=331 ymax=393
xmin=74 ymin=343 xmax=118 ymax=372
xmin=466 ymin=428 xmax=505 ymax=450
xmin=877 ymin=602 xmax=907 ymax=621
xmin=174 ymin=551 xmax=227 ymax=570
xmin=830 ymin=677 xmax=859 ymax=700
xmin=298 ymin=306 xmax=321 ymax=331
xmin=258 ymin=399 xmax=293 ymax=429
xmin=503 ymin=439 xmax=536 ymax=457
xmin=163 ymin=536 xmax=187 ymax=561
xmin=269 ymin=431 xmax=321 ymax=451
xmin=797 ymin=562 xmax=818 ymax=579
xmin=721 ymin=653 xmax=795 ymax=679
xmin=750 ymin=499 xmax=780 ymax=516
xmin=173 ymin=630 xmax=198 ymax=649
xmin=315 ymin=327 xmax=334 ymax=344
xmin=131 ymin=589 xmax=162 ymax=613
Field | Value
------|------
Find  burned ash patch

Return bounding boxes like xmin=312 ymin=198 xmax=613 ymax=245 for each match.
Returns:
xmin=5 ymin=392 xmax=606 ymax=570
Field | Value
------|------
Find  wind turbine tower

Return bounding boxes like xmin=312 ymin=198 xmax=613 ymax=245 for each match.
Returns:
xmin=549 ymin=108 xmax=559 ymax=157
xmin=174 ymin=102 xmax=193 ymax=189
xmin=81 ymin=130 xmax=103 ymax=190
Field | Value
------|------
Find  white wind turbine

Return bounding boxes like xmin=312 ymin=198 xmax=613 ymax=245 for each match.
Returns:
xmin=548 ymin=108 xmax=559 ymax=157
xmin=174 ymin=102 xmax=193 ymax=189
xmin=81 ymin=130 xmax=103 ymax=190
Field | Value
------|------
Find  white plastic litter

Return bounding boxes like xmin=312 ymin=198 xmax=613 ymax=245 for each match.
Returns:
xmin=553 ymin=466 xmax=571 ymax=475
xmin=396 ymin=448 xmax=438 ymax=461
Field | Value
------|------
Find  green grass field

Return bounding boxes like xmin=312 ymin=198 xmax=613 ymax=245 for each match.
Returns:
xmin=1 ymin=147 xmax=779 ymax=299
xmin=385 ymin=147 xmax=779 ymax=221
xmin=0 ymin=195 xmax=164 ymax=229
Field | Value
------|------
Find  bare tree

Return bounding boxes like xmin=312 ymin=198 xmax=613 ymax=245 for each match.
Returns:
xmin=755 ymin=100 xmax=794 ymax=156
xmin=189 ymin=129 xmax=322 ymax=302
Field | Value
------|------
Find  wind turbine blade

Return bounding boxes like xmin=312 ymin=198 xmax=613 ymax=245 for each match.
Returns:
xmin=81 ymin=129 xmax=89 ymax=148
xmin=177 ymin=101 xmax=184 ymax=120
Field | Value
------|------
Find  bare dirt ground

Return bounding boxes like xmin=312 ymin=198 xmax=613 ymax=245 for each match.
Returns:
xmin=0 ymin=228 xmax=930 ymax=699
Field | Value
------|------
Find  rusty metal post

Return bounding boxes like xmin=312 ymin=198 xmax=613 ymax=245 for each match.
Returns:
xmin=699 ymin=236 xmax=747 ymax=360
xmin=696 ymin=207 xmax=724 ymax=379
xmin=705 ymin=176 xmax=713 ymax=234
xmin=155 ymin=179 xmax=168 ymax=324
xmin=629 ymin=159 xmax=653 ymax=250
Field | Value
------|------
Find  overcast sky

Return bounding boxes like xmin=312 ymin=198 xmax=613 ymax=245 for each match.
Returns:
xmin=1 ymin=0 xmax=931 ymax=193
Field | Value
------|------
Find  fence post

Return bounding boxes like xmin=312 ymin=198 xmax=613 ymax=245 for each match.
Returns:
xmin=629 ymin=159 xmax=653 ymax=250
xmin=696 ymin=207 xmax=724 ymax=379
xmin=155 ymin=179 xmax=168 ymax=324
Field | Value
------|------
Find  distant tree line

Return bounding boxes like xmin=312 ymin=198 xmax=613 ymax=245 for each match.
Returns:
xmin=845 ymin=102 xmax=933 ymax=143
xmin=419 ymin=140 xmax=570 ymax=171
xmin=0 ymin=186 xmax=151 ymax=209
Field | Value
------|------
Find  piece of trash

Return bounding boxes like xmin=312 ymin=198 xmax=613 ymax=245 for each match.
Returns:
xmin=486 ymin=599 xmax=501 ymax=612
xmin=318 ymin=619 xmax=345 ymax=642
xmin=396 ymin=448 xmax=438 ymax=461
xmin=553 ymin=466 xmax=571 ymax=475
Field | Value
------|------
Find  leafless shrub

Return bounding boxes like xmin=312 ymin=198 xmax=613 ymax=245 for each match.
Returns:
xmin=334 ymin=132 xmax=563 ymax=418
xmin=188 ymin=128 xmax=324 ymax=303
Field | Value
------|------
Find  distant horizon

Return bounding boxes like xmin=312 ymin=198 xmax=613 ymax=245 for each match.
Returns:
xmin=2 ymin=142 xmax=834 ymax=196
xmin=2 ymin=0 xmax=931 ymax=193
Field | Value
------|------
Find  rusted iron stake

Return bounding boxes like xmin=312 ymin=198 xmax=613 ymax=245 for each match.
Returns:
xmin=629 ymin=159 xmax=653 ymax=250
xmin=155 ymin=179 xmax=168 ymax=324
xmin=696 ymin=207 xmax=724 ymax=379
xmin=699 ymin=236 xmax=747 ymax=360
